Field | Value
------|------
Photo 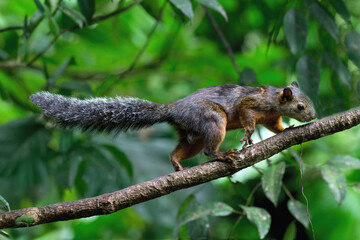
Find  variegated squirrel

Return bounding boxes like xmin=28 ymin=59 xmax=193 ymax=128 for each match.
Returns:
xmin=30 ymin=81 xmax=316 ymax=171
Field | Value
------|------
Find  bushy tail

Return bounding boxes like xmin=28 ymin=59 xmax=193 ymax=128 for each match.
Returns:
xmin=30 ymin=92 xmax=171 ymax=132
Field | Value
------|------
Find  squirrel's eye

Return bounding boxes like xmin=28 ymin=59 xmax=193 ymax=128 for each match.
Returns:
xmin=297 ymin=104 xmax=305 ymax=111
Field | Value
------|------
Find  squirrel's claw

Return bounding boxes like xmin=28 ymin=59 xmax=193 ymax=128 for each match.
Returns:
xmin=240 ymin=136 xmax=253 ymax=149
xmin=226 ymin=148 xmax=238 ymax=155
xmin=220 ymin=149 xmax=238 ymax=162
xmin=213 ymin=149 xmax=239 ymax=162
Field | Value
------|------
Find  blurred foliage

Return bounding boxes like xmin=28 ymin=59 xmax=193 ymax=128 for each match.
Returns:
xmin=0 ymin=0 xmax=360 ymax=239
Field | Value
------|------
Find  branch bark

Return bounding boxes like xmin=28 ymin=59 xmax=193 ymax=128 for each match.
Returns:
xmin=1 ymin=107 xmax=359 ymax=229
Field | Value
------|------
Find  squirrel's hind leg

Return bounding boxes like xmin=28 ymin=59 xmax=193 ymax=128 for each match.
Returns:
xmin=202 ymin=115 xmax=238 ymax=162
xmin=170 ymin=133 xmax=205 ymax=171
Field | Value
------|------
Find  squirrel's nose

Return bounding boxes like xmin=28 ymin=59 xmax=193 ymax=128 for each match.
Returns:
xmin=311 ymin=113 xmax=316 ymax=120
xmin=306 ymin=113 xmax=316 ymax=122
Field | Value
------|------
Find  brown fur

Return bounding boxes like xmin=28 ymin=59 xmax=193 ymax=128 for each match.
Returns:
xmin=169 ymin=82 xmax=315 ymax=171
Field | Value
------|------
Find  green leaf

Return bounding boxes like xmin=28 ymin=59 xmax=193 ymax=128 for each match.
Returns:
xmin=207 ymin=202 xmax=234 ymax=216
xmin=17 ymin=34 xmax=28 ymax=61
xmin=74 ymin=159 xmax=87 ymax=196
xmin=0 ymin=230 xmax=10 ymax=239
xmin=47 ymin=15 xmax=60 ymax=37
xmin=59 ymin=2 xmax=86 ymax=28
xmin=68 ymin=156 xmax=83 ymax=188
xmin=177 ymin=194 xmax=196 ymax=220
xmin=94 ymin=75 xmax=116 ymax=96
xmin=176 ymin=195 xmax=209 ymax=239
xmin=0 ymin=74 xmax=32 ymax=110
xmin=296 ymin=55 xmax=320 ymax=101
xmin=48 ymin=57 xmax=76 ymax=88
xmin=287 ymin=200 xmax=309 ymax=229
xmin=34 ymin=0 xmax=45 ymax=13
xmin=0 ymin=195 xmax=10 ymax=211
xmin=321 ymin=52 xmax=351 ymax=87
xmin=238 ymin=67 xmax=258 ymax=85
xmin=306 ymin=2 xmax=339 ymax=42
xmin=284 ymin=8 xmax=307 ymax=55
xmin=77 ymin=0 xmax=95 ymax=23
xmin=240 ymin=205 xmax=271 ymax=239
xmin=283 ymin=221 xmax=296 ymax=240
xmin=101 ymin=144 xmax=134 ymax=178
xmin=169 ymin=0 xmax=193 ymax=20
xmin=345 ymin=31 xmax=360 ymax=70
xmin=28 ymin=10 xmax=44 ymax=32
xmin=321 ymin=165 xmax=347 ymax=205
xmin=196 ymin=0 xmax=228 ymax=21
xmin=326 ymin=155 xmax=360 ymax=169
xmin=0 ymin=117 xmax=51 ymax=197
xmin=261 ymin=162 xmax=286 ymax=207
xmin=180 ymin=202 xmax=234 ymax=226
xmin=328 ymin=0 xmax=350 ymax=24
xmin=141 ymin=1 xmax=161 ymax=20
xmin=59 ymin=131 xmax=74 ymax=153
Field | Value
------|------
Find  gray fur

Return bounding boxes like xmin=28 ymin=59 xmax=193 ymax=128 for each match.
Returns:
xmin=30 ymin=92 xmax=170 ymax=132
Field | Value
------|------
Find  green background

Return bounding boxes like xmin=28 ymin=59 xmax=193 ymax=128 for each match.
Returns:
xmin=0 ymin=0 xmax=360 ymax=239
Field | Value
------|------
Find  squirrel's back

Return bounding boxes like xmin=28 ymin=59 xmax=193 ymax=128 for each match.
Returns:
xmin=31 ymin=83 xmax=315 ymax=135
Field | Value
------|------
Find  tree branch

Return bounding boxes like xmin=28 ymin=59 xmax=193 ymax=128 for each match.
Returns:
xmin=1 ymin=107 xmax=359 ymax=229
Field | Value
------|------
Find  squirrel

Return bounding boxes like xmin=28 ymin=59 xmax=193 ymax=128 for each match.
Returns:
xmin=30 ymin=81 xmax=316 ymax=171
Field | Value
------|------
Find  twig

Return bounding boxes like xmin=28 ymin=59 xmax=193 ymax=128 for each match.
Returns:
xmin=252 ymin=165 xmax=263 ymax=174
xmin=228 ymin=182 xmax=261 ymax=239
xmin=51 ymin=0 xmax=63 ymax=17
xmin=203 ymin=6 xmax=241 ymax=77
xmin=0 ymin=61 xmax=41 ymax=71
xmin=282 ymin=184 xmax=294 ymax=200
xmin=0 ymin=0 xmax=62 ymax=35
xmin=26 ymin=0 xmax=143 ymax=66
xmin=0 ymin=25 xmax=23 ymax=34
xmin=299 ymin=142 xmax=316 ymax=240
xmin=0 ymin=107 xmax=360 ymax=229
xmin=92 ymin=0 xmax=143 ymax=23
xmin=97 ymin=0 xmax=167 ymax=95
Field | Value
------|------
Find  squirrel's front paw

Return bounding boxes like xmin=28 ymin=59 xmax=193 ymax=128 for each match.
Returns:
xmin=240 ymin=137 xmax=253 ymax=149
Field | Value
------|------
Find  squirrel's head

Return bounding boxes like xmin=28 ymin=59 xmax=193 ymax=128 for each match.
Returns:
xmin=278 ymin=81 xmax=316 ymax=122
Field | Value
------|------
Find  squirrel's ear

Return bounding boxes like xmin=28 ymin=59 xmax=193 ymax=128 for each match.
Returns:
xmin=290 ymin=81 xmax=299 ymax=88
xmin=280 ymin=87 xmax=293 ymax=102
